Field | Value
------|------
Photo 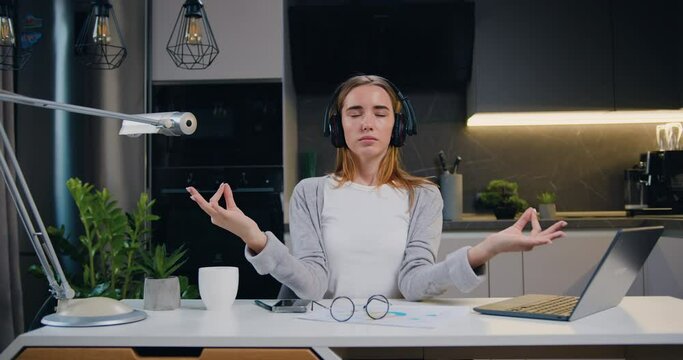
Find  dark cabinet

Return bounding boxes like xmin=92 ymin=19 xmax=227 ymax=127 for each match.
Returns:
xmin=470 ymin=0 xmax=682 ymax=114
xmin=612 ymin=0 xmax=680 ymax=110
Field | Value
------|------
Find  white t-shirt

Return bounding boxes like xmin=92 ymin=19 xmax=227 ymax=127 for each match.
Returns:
xmin=321 ymin=177 xmax=410 ymax=299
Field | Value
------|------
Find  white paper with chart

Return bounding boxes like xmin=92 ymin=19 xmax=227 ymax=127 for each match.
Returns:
xmin=298 ymin=304 xmax=459 ymax=329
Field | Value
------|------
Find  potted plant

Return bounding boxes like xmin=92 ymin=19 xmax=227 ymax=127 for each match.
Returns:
xmin=537 ymin=191 xmax=557 ymax=220
xmin=29 ymin=178 xmax=198 ymax=305
xmin=139 ymin=244 xmax=188 ymax=311
xmin=479 ymin=179 xmax=528 ymax=219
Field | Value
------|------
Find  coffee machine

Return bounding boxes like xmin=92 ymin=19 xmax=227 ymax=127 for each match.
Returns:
xmin=630 ymin=150 xmax=683 ymax=215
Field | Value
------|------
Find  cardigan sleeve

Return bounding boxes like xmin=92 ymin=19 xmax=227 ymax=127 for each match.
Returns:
xmin=397 ymin=184 xmax=486 ymax=301
xmin=244 ymin=178 xmax=329 ymax=300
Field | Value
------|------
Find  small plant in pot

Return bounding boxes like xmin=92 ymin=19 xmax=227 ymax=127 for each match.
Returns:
xmin=140 ymin=244 xmax=188 ymax=311
xmin=479 ymin=179 xmax=528 ymax=220
xmin=537 ymin=191 xmax=558 ymax=220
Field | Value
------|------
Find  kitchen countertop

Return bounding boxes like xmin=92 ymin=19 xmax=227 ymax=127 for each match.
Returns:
xmin=443 ymin=211 xmax=683 ymax=236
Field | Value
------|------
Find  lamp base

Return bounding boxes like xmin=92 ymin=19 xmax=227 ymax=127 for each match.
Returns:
xmin=41 ymin=297 xmax=147 ymax=327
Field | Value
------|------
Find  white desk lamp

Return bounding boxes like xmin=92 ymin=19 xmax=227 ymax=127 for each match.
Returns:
xmin=0 ymin=90 xmax=197 ymax=327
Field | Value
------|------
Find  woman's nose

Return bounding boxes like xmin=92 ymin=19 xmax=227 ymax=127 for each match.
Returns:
xmin=361 ymin=117 xmax=374 ymax=131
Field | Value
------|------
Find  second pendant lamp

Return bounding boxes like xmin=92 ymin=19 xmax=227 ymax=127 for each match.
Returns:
xmin=166 ymin=0 xmax=219 ymax=70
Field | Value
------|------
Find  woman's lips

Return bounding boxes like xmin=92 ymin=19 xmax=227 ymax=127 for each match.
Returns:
xmin=359 ymin=136 xmax=378 ymax=142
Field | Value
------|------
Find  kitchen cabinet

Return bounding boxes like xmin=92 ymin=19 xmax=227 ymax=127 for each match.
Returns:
xmin=612 ymin=0 xmax=680 ymax=110
xmin=522 ymin=230 xmax=644 ymax=296
xmin=469 ymin=0 xmax=681 ymax=115
xmin=438 ymin=228 xmax=683 ymax=299
xmin=436 ymin=232 xmax=491 ymax=298
xmin=644 ymin=235 xmax=683 ymax=298
xmin=470 ymin=0 xmax=613 ymax=113
xmin=150 ymin=0 xmax=283 ymax=82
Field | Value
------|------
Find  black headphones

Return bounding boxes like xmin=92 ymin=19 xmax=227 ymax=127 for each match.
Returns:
xmin=322 ymin=76 xmax=417 ymax=148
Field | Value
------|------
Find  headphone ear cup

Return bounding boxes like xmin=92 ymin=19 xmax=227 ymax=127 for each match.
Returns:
xmin=390 ymin=113 xmax=406 ymax=147
xmin=329 ymin=114 xmax=346 ymax=148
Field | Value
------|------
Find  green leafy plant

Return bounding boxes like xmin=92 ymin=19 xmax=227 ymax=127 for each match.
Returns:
xmin=139 ymin=244 xmax=188 ymax=279
xmin=29 ymin=177 xmax=198 ymax=300
xmin=537 ymin=191 xmax=557 ymax=205
xmin=479 ymin=179 xmax=528 ymax=213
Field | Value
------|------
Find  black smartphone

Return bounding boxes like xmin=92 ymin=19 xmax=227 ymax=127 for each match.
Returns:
xmin=254 ymin=299 xmax=311 ymax=313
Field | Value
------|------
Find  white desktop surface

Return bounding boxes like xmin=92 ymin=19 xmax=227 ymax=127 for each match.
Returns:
xmin=3 ymin=297 xmax=683 ymax=359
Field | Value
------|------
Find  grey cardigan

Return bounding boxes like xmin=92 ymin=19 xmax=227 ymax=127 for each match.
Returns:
xmin=244 ymin=176 xmax=486 ymax=301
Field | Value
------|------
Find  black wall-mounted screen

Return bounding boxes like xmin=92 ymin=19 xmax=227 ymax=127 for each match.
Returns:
xmin=289 ymin=1 xmax=474 ymax=93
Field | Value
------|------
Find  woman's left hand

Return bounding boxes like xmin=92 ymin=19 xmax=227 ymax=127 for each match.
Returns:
xmin=468 ymin=207 xmax=567 ymax=268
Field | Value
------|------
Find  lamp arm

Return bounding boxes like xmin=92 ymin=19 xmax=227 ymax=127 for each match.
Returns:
xmin=0 ymin=124 xmax=75 ymax=300
xmin=0 ymin=90 xmax=172 ymax=128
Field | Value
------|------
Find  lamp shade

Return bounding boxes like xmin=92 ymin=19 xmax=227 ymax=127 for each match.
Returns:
xmin=166 ymin=0 xmax=219 ymax=70
xmin=0 ymin=3 xmax=31 ymax=70
xmin=74 ymin=0 xmax=127 ymax=70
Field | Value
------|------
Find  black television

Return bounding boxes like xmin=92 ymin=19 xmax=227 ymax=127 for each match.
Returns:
xmin=288 ymin=1 xmax=474 ymax=93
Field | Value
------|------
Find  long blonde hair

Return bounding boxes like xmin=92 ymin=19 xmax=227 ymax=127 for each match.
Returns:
xmin=331 ymin=75 xmax=432 ymax=207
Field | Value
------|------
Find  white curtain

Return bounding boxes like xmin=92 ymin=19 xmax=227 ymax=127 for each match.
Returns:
xmin=0 ymin=68 xmax=24 ymax=351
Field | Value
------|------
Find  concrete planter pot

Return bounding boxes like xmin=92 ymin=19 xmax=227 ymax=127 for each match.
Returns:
xmin=539 ymin=203 xmax=557 ymax=220
xmin=143 ymin=276 xmax=180 ymax=311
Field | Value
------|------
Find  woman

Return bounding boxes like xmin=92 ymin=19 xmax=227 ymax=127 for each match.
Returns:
xmin=186 ymin=75 xmax=567 ymax=301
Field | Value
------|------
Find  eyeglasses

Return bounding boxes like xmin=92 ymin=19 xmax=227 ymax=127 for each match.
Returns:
xmin=311 ymin=294 xmax=390 ymax=322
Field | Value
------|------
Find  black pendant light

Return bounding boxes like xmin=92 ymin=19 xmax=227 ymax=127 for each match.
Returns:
xmin=0 ymin=2 xmax=31 ymax=70
xmin=74 ymin=0 xmax=127 ymax=70
xmin=166 ymin=0 xmax=219 ymax=70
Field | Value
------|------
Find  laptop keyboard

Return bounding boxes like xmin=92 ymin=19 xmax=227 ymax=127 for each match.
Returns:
xmin=509 ymin=296 xmax=579 ymax=316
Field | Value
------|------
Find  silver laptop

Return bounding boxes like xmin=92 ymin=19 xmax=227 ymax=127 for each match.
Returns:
xmin=474 ymin=226 xmax=664 ymax=321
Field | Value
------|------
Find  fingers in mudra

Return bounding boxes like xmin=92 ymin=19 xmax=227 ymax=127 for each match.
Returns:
xmin=491 ymin=207 xmax=568 ymax=254
xmin=187 ymin=184 xmax=236 ymax=228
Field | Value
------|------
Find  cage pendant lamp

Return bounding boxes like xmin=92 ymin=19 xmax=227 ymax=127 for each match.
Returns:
xmin=166 ymin=0 xmax=219 ymax=70
xmin=0 ymin=3 xmax=31 ymax=71
xmin=74 ymin=0 xmax=127 ymax=70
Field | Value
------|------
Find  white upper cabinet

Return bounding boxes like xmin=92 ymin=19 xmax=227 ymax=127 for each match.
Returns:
xmin=150 ymin=0 xmax=283 ymax=81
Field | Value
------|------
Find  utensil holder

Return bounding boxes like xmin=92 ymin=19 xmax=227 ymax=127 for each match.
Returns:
xmin=440 ymin=173 xmax=463 ymax=221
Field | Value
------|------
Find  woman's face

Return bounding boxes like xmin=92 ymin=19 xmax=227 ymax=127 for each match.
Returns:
xmin=341 ymin=84 xmax=395 ymax=162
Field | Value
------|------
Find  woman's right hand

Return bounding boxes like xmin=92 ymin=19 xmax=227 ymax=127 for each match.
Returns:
xmin=186 ymin=183 xmax=267 ymax=253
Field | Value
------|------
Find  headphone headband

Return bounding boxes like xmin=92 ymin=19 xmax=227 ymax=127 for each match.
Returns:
xmin=322 ymin=76 xmax=417 ymax=147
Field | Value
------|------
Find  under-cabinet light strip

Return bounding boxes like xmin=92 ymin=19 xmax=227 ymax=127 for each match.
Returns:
xmin=467 ymin=110 xmax=683 ymax=126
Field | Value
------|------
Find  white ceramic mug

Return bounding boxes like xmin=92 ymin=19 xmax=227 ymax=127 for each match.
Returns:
xmin=198 ymin=266 xmax=239 ymax=311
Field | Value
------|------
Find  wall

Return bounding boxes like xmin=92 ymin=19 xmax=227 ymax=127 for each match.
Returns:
xmin=150 ymin=0 xmax=283 ymax=82
xmin=295 ymin=0 xmax=681 ymax=213
xmin=16 ymin=0 xmax=147 ymax=329
xmin=282 ymin=0 xmax=297 ymax=223
xmin=680 ymin=1 xmax=683 ymax=107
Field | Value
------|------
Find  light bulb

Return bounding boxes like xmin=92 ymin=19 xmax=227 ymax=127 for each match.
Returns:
xmin=184 ymin=17 xmax=203 ymax=45
xmin=0 ymin=16 xmax=15 ymax=46
xmin=92 ymin=15 xmax=111 ymax=45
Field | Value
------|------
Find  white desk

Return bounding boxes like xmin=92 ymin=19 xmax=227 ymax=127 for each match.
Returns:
xmin=3 ymin=297 xmax=683 ymax=359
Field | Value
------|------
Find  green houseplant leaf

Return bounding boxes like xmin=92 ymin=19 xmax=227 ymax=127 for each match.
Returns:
xmin=139 ymin=244 xmax=188 ymax=279
xmin=537 ymin=191 xmax=557 ymax=204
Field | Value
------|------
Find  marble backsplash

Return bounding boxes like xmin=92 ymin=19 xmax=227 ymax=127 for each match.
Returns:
xmin=296 ymin=91 xmax=664 ymax=212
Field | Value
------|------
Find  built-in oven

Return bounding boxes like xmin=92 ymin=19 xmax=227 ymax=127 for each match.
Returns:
xmin=150 ymin=82 xmax=283 ymax=299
